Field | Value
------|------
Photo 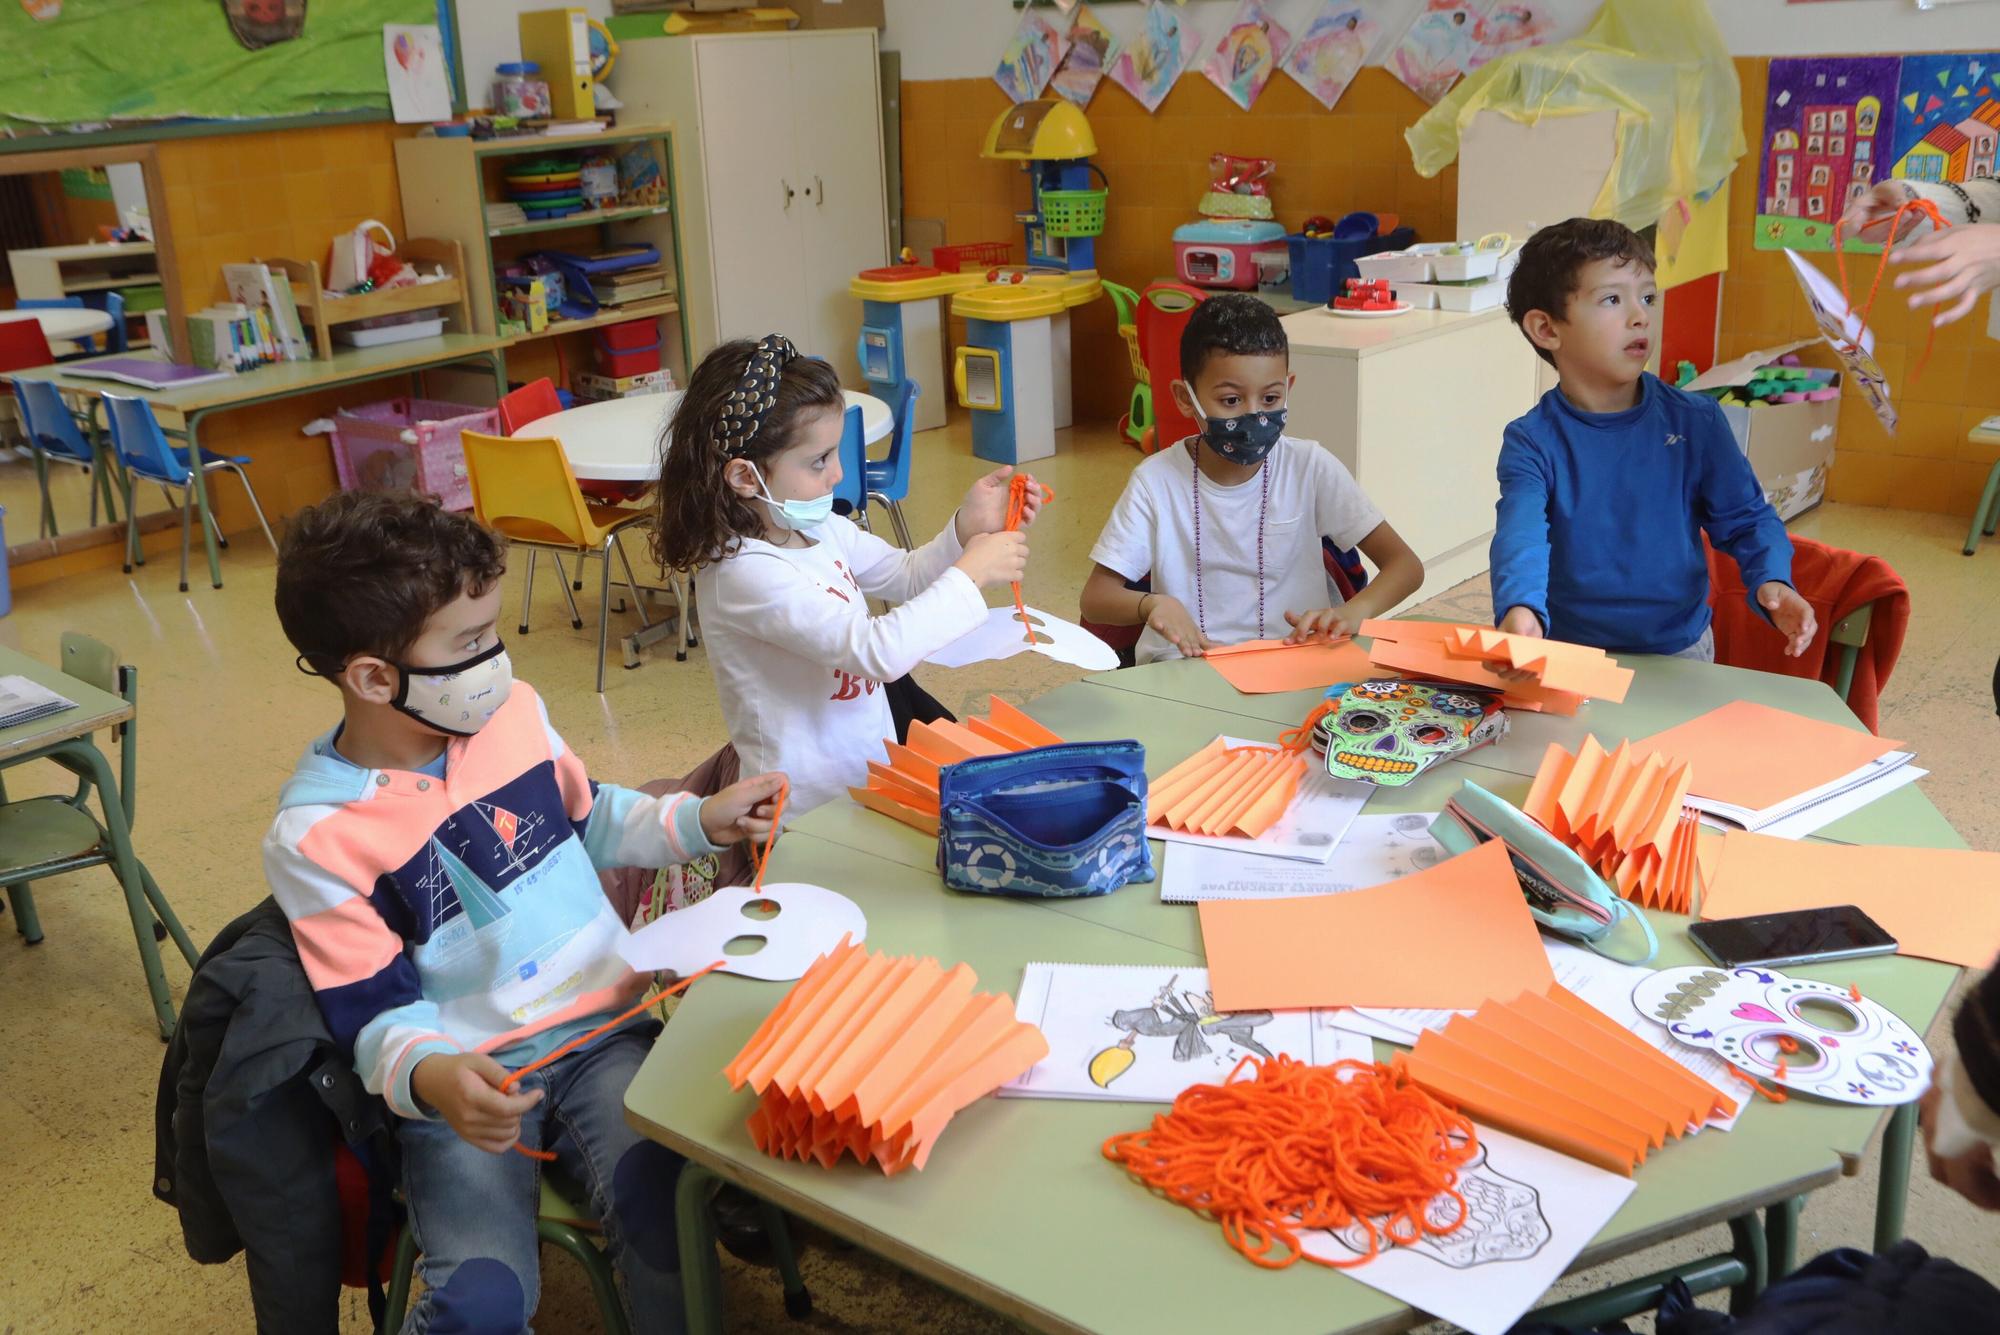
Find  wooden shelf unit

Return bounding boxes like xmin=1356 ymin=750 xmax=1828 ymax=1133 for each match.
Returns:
xmin=395 ymin=124 xmax=691 ymax=384
xmin=263 ymin=238 xmax=474 ymax=361
xmin=7 ymin=240 xmax=161 ymax=347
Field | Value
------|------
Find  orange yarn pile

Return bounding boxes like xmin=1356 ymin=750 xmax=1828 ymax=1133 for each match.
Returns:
xmin=1101 ymin=1055 xmax=1480 ymax=1269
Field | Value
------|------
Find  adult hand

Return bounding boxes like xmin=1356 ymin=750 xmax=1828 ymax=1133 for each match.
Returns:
xmin=1921 ymin=1085 xmax=2000 ymax=1211
xmin=1144 ymin=594 xmax=1215 ymax=659
xmin=1894 ymin=225 xmax=2000 ymax=328
xmin=1492 ymin=606 xmax=1544 ymax=683
xmin=1282 ymin=607 xmax=1355 ymax=644
xmin=700 ymin=771 xmax=787 ymax=846
xmin=1839 ymin=180 xmax=1924 ymax=245
xmin=954 ymin=466 xmax=1042 ymax=541
xmin=411 ymin=1052 xmax=543 ymax=1154
xmin=1757 ymin=582 xmax=1818 ymax=658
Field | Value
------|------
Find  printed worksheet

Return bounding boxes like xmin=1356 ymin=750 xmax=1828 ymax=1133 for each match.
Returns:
xmin=1160 ymin=811 xmax=1439 ymax=901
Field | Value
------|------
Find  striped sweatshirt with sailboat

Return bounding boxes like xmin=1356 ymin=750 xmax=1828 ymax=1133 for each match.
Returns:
xmin=263 ymin=683 xmax=721 ymax=1119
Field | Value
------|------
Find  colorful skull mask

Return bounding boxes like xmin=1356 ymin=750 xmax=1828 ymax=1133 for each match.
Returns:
xmin=1633 ymin=965 xmax=1932 ymax=1107
xmin=1311 ymin=678 xmax=1508 ymax=787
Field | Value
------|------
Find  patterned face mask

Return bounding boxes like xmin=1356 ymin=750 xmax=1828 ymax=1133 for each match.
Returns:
xmin=1182 ymin=383 xmax=1288 ymax=465
xmin=392 ymin=640 xmax=514 ymax=737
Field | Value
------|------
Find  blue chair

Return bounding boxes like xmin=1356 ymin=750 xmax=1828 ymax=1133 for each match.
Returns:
xmin=102 ymin=393 xmax=277 ymax=592
xmin=17 ymin=296 xmax=105 ymax=355
xmin=13 ymin=379 xmax=121 ymax=538
xmin=828 ymin=403 xmax=870 ymax=531
xmin=864 ymin=378 xmax=918 ymax=549
xmin=92 ymin=291 xmax=128 ymax=353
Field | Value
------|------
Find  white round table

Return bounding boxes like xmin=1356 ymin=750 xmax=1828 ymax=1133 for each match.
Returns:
xmin=0 ymin=306 xmax=115 ymax=346
xmin=522 ymin=388 xmax=894 ymax=482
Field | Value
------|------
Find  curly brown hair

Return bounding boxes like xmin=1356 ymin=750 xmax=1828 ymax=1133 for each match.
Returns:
xmin=1505 ymin=217 xmax=1656 ymax=366
xmin=275 ymin=491 xmax=508 ymax=679
xmin=651 ymin=338 xmax=845 ymax=573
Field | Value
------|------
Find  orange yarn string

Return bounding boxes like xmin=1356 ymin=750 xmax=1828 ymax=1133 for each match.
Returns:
xmin=1834 ymin=199 xmax=1951 ymax=386
xmin=499 ymin=779 xmax=792 ymax=1159
xmin=1278 ymin=700 xmax=1337 ymax=754
xmin=1102 ymin=1055 xmax=1479 ymax=1270
xmin=1002 ymin=475 xmax=1053 ymax=631
xmin=1726 ymin=1064 xmax=1790 ymax=1104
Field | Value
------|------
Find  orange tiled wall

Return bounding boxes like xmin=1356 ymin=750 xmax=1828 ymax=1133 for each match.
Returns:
xmin=900 ymin=70 xmax=1459 ymax=427
xmin=1719 ymin=58 xmax=2000 ymax=517
xmin=151 ymin=119 xmax=414 ymax=533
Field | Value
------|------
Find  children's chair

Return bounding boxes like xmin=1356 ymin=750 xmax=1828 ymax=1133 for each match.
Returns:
xmin=863 ymin=379 xmax=918 ymax=549
xmin=0 ymin=317 xmax=56 ymax=373
xmin=460 ymin=431 xmax=684 ymax=690
xmin=14 ymin=379 xmax=121 ymax=538
xmin=1137 ymin=282 xmax=1205 ymax=455
xmin=497 ymin=377 xmax=563 ymax=435
xmin=1103 ymin=281 xmax=1153 ymax=449
xmin=0 ymin=632 xmax=199 ymax=1039
xmin=1963 ymin=420 xmax=2000 ymax=556
xmin=103 ymin=393 xmax=278 ymax=592
xmin=91 ymin=291 xmax=128 ymax=353
xmin=828 ymin=404 xmax=870 ymax=529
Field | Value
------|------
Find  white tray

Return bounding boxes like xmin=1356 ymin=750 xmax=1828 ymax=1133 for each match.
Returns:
xmin=334 ymin=316 xmax=446 ymax=348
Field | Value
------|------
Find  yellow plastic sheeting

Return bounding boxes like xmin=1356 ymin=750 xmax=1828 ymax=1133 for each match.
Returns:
xmin=1406 ymin=0 xmax=1745 ymax=241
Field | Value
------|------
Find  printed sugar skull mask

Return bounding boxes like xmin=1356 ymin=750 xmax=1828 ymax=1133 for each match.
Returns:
xmin=1633 ymin=965 xmax=1932 ymax=1106
xmin=1312 ymin=679 xmax=1508 ymax=787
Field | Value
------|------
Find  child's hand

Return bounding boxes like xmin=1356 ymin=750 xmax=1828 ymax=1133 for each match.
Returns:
xmin=1492 ymin=606 xmax=1545 ymax=683
xmin=954 ymin=530 xmax=1029 ymax=589
xmin=700 ymin=771 xmax=787 ymax=847
xmin=1145 ymin=594 xmax=1215 ymax=658
xmin=955 ymin=466 xmax=1042 ymax=541
xmin=1758 ymin=582 xmax=1819 ymax=658
xmin=411 ymin=1052 xmax=542 ymax=1154
xmin=1283 ymin=608 xmax=1355 ymax=644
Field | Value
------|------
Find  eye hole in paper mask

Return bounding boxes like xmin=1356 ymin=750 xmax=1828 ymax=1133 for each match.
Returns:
xmin=742 ymin=899 xmax=780 ymax=922
xmin=724 ymin=935 xmax=768 ymax=957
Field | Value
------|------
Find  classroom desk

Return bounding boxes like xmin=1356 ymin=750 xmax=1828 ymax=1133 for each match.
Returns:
xmin=0 ymin=306 xmax=116 ymax=350
xmin=628 ymin=659 xmax=1962 ymax=1334
xmin=0 ymin=645 xmax=192 ymax=1038
xmin=4 ymin=336 xmax=507 ymax=589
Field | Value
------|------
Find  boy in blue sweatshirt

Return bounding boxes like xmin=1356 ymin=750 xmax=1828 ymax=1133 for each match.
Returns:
xmin=1490 ymin=218 xmax=1817 ymax=660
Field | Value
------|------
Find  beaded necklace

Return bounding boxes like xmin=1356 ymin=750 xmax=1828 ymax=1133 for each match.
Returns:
xmin=1188 ymin=438 xmax=1269 ymax=639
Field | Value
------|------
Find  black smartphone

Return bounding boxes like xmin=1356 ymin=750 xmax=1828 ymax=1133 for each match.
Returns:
xmin=1688 ymin=905 xmax=1897 ymax=970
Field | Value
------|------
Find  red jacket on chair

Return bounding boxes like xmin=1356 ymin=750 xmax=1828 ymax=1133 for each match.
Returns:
xmin=1705 ymin=534 xmax=1908 ymax=733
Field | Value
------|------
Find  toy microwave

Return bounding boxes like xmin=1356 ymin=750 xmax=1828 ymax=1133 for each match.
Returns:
xmin=1173 ymin=219 xmax=1288 ymax=291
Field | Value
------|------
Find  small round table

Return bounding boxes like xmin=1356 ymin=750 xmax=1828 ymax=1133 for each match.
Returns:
xmin=522 ymin=388 xmax=894 ymax=482
xmin=0 ymin=306 xmax=116 ymax=349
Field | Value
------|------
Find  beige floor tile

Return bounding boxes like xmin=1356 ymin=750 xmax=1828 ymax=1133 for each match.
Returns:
xmin=3 ymin=416 xmax=1998 ymax=1331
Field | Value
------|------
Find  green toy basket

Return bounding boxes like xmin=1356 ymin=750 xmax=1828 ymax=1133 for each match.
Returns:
xmin=1040 ymin=188 xmax=1107 ymax=239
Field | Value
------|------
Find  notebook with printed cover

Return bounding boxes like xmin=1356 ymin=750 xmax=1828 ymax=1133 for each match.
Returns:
xmin=0 ymin=675 xmax=78 ymax=730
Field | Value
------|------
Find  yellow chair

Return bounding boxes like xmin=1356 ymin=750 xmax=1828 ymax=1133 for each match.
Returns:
xmin=460 ymin=432 xmax=680 ymax=692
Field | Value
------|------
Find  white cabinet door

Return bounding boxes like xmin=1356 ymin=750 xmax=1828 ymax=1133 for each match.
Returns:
xmin=694 ymin=37 xmax=810 ymax=351
xmin=788 ymin=31 xmax=888 ymax=384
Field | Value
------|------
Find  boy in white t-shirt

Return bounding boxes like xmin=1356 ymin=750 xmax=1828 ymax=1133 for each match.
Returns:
xmin=1081 ymin=293 xmax=1423 ymax=663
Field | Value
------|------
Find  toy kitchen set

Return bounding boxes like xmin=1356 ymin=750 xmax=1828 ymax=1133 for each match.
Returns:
xmin=1172 ymin=155 xmax=1289 ymax=291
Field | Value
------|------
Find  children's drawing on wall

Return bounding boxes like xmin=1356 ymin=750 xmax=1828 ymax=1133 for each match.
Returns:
xmin=384 ymin=24 xmax=451 ymax=125
xmin=1887 ymin=52 xmax=2000 ymax=190
xmin=221 ymin=0 xmax=306 ymax=51
xmin=995 ymin=7 xmax=1069 ymax=104
xmin=1466 ymin=2 xmax=1554 ymax=72
xmin=1000 ymin=963 xmax=1366 ymax=1104
xmin=1320 ymin=1138 xmax=1552 ymax=1268
xmin=1385 ymin=0 xmax=1481 ymax=106
xmin=1050 ymin=4 xmax=1114 ymax=108
xmin=1784 ymin=248 xmax=1899 ymax=433
xmin=1282 ymin=1 xmax=1383 ymax=112
xmin=1108 ymin=0 xmax=1202 ymax=114
xmin=1201 ymin=0 xmax=1292 ymax=112
xmin=1755 ymin=57 xmax=1903 ymax=251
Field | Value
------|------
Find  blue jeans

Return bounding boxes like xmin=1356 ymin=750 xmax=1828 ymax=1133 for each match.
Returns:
xmin=398 ymin=1020 xmax=686 ymax=1334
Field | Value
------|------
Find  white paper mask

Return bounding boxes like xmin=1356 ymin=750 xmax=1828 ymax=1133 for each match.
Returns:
xmin=617 ymin=882 xmax=867 ymax=982
xmin=927 ymin=605 xmax=1119 ymax=673
xmin=1632 ymin=964 xmax=1931 ymax=1106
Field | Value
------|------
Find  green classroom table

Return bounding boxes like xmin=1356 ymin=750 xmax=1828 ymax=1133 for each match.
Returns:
xmin=626 ymin=660 xmax=1963 ymax=1334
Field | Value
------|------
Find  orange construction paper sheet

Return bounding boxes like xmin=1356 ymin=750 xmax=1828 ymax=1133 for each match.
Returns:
xmin=1630 ymin=700 xmax=1902 ymax=813
xmin=1443 ymin=627 xmax=1634 ymax=703
xmin=848 ymin=696 xmax=1067 ymax=835
xmin=1359 ymin=620 xmax=1582 ymax=715
xmin=1404 ymin=983 xmax=1736 ymax=1176
xmin=1523 ymin=737 xmax=1702 ymax=913
xmin=1701 ymin=832 xmax=2000 ymax=969
xmin=1146 ymin=738 xmax=1305 ymax=840
xmin=725 ymin=935 xmax=1049 ymax=1175
xmin=1198 ymin=840 xmax=1554 ymax=1011
xmin=1202 ymin=637 xmax=1379 ymax=695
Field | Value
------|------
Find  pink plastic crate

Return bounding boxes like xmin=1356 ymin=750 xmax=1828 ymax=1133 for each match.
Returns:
xmin=330 ymin=397 xmax=498 ymax=512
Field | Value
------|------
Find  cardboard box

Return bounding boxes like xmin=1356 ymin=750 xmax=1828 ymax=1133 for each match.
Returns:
xmin=573 ymin=369 xmax=672 ymax=401
xmin=792 ymin=0 xmax=883 ymax=27
xmin=1686 ymin=340 xmax=1838 ymax=522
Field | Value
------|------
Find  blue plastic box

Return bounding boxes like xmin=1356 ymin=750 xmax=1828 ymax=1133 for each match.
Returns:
xmin=1287 ymin=226 xmax=1417 ymax=305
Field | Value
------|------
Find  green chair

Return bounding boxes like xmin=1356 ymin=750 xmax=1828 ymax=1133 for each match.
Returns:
xmin=383 ymin=1174 xmax=812 ymax=1334
xmin=1829 ymin=601 xmax=1874 ymax=707
xmin=1965 ymin=441 xmax=2000 ymax=556
xmin=0 ymin=633 xmax=197 ymax=1039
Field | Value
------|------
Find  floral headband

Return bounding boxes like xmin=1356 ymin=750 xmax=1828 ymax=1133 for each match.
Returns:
xmin=716 ymin=333 xmax=799 ymax=458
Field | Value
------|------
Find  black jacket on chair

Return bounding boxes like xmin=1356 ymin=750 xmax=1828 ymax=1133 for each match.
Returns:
xmin=153 ymin=897 xmax=398 ymax=1334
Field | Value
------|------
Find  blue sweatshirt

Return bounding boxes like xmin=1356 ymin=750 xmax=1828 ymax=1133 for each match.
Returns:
xmin=1490 ymin=374 xmax=1794 ymax=656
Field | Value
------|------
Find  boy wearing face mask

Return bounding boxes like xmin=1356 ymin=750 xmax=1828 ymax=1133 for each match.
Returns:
xmin=1082 ymin=293 xmax=1423 ymax=661
xmin=263 ymin=492 xmax=783 ymax=1334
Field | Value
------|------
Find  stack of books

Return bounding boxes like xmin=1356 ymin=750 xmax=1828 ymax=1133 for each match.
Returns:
xmin=485 ymin=201 xmax=528 ymax=230
xmin=588 ymin=263 xmax=671 ymax=306
xmin=0 ymin=676 xmax=78 ymax=731
xmin=187 ymin=263 xmax=312 ymax=371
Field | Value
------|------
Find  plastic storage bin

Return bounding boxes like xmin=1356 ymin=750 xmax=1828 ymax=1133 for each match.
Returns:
xmin=1287 ymin=226 xmax=1417 ymax=305
xmin=594 ymin=334 xmax=661 ymax=379
xmin=330 ymin=398 xmax=498 ymax=512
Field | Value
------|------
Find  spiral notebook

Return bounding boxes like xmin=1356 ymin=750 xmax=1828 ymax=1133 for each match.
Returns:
xmin=998 ymin=963 xmax=1368 ymax=1104
xmin=0 ymin=676 xmax=78 ymax=730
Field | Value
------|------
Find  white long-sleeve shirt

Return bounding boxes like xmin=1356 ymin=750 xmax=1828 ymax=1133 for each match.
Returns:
xmin=694 ymin=514 xmax=989 ymax=817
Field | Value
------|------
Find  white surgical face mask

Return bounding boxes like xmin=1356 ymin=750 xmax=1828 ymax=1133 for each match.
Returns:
xmin=752 ymin=464 xmax=835 ymax=531
xmin=392 ymin=639 xmax=514 ymax=737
